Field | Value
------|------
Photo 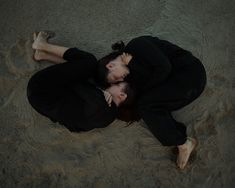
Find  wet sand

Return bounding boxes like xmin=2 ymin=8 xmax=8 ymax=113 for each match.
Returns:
xmin=0 ymin=0 xmax=234 ymax=187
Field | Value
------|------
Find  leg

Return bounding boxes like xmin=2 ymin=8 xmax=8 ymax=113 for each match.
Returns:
xmin=138 ymin=67 xmax=204 ymax=169
xmin=177 ymin=137 xmax=197 ymax=169
xmin=27 ymin=68 xmax=64 ymax=123
xmin=34 ymin=50 xmax=66 ymax=64
xmin=32 ymin=32 xmax=66 ymax=64
xmin=27 ymin=57 xmax=84 ymax=122
xmin=32 ymin=31 xmax=69 ymax=58
xmin=138 ymin=107 xmax=197 ymax=169
xmin=138 ymin=108 xmax=187 ymax=146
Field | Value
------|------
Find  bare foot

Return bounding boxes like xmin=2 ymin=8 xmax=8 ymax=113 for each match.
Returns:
xmin=32 ymin=31 xmax=55 ymax=50
xmin=32 ymin=32 xmax=46 ymax=61
xmin=177 ymin=137 xmax=197 ymax=169
xmin=32 ymin=31 xmax=46 ymax=50
xmin=33 ymin=50 xmax=47 ymax=61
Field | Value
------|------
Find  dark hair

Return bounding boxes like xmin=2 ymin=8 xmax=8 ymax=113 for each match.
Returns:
xmin=117 ymin=83 xmax=141 ymax=123
xmin=111 ymin=40 xmax=125 ymax=52
xmin=119 ymin=82 xmax=135 ymax=107
xmin=117 ymin=105 xmax=141 ymax=124
xmin=96 ymin=41 xmax=140 ymax=123
xmin=95 ymin=41 xmax=126 ymax=88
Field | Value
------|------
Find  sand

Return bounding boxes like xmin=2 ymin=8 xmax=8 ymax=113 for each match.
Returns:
xmin=0 ymin=0 xmax=234 ymax=187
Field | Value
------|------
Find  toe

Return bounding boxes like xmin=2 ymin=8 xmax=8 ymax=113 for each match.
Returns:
xmin=33 ymin=32 xmax=37 ymax=41
xmin=41 ymin=31 xmax=47 ymax=35
xmin=180 ymin=159 xmax=187 ymax=169
xmin=37 ymin=31 xmax=46 ymax=39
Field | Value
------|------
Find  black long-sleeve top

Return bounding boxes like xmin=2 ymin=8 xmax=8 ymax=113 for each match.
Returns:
xmin=123 ymin=35 xmax=192 ymax=93
xmin=121 ymin=36 xmax=206 ymax=145
xmin=55 ymin=48 xmax=117 ymax=132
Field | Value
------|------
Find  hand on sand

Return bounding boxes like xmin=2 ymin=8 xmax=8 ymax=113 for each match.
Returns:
xmin=177 ymin=137 xmax=197 ymax=170
xmin=32 ymin=31 xmax=55 ymax=61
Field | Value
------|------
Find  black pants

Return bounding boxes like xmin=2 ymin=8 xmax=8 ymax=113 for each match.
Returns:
xmin=26 ymin=58 xmax=87 ymax=132
xmin=26 ymin=65 xmax=69 ymax=124
xmin=138 ymin=53 xmax=207 ymax=146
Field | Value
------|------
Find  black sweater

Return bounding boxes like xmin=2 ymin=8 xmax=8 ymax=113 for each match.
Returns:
xmin=121 ymin=36 xmax=207 ymax=145
xmin=123 ymin=35 xmax=192 ymax=93
xmin=55 ymin=48 xmax=117 ymax=132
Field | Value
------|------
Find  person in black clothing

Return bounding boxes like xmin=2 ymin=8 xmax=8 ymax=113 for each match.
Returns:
xmin=96 ymin=35 xmax=207 ymax=169
xmin=27 ymin=31 xmax=135 ymax=132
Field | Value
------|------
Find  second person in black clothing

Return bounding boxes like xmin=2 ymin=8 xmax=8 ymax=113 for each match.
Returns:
xmin=27 ymin=31 xmax=135 ymax=132
xmin=96 ymin=35 xmax=207 ymax=169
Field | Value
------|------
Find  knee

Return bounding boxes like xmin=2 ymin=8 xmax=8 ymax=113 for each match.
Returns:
xmin=26 ymin=76 xmax=36 ymax=99
xmin=27 ymin=80 xmax=33 ymax=100
xmin=26 ymin=74 xmax=41 ymax=103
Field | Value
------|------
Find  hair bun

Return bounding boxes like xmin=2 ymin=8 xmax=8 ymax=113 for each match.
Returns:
xmin=111 ymin=40 xmax=125 ymax=52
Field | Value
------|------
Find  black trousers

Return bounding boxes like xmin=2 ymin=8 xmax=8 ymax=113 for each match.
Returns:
xmin=26 ymin=56 xmax=88 ymax=132
xmin=27 ymin=64 xmax=75 ymax=124
xmin=27 ymin=47 xmax=109 ymax=132
xmin=138 ymin=53 xmax=207 ymax=146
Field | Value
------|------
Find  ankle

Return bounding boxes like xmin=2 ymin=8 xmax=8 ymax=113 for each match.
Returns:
xmin=178 ymin=142 xmax=187 ymax=150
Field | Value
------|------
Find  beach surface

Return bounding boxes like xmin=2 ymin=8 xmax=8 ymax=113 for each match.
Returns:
xmin=0 ymin=0 xmax=234 ymax=187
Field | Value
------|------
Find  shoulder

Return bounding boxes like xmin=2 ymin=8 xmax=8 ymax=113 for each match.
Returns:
xmin=125 ymin=35 xmax=160 ymax=50
xmin=124 ymin=35 xmax=158 ymax=56
xmin=127 ymin=35 xmax=158 ymax=45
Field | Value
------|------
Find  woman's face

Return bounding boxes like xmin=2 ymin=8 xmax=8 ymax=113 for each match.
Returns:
xmin=106 ymin=56 xmax=130 ymax=83
xmin=108 ymin=82 xmax=127 ymax=105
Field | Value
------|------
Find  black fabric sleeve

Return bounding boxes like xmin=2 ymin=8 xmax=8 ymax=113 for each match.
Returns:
xmin=150 ymin=36 xmax=192 ymax=60
xmin=125 ymin=36 xmax=172 ymax=88
xmin=63 ymin=47 xmax=97 ymax=63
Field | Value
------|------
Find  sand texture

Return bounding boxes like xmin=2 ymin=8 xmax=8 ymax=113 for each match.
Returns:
xmin=0 ymin=0 xmax=235 ymax=187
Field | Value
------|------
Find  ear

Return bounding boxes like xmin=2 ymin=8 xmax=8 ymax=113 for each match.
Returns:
xmin=106 ymin=62 xmax=114 ymax=70
xmin=118 ymin=93 xmax=127 ymax=101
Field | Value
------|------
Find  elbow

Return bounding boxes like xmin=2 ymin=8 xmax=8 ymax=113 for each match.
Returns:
xmin=82 ymin=52 xmax=97 ymax=63
xmin=88 ymin=53 xmax=97 ymax=62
